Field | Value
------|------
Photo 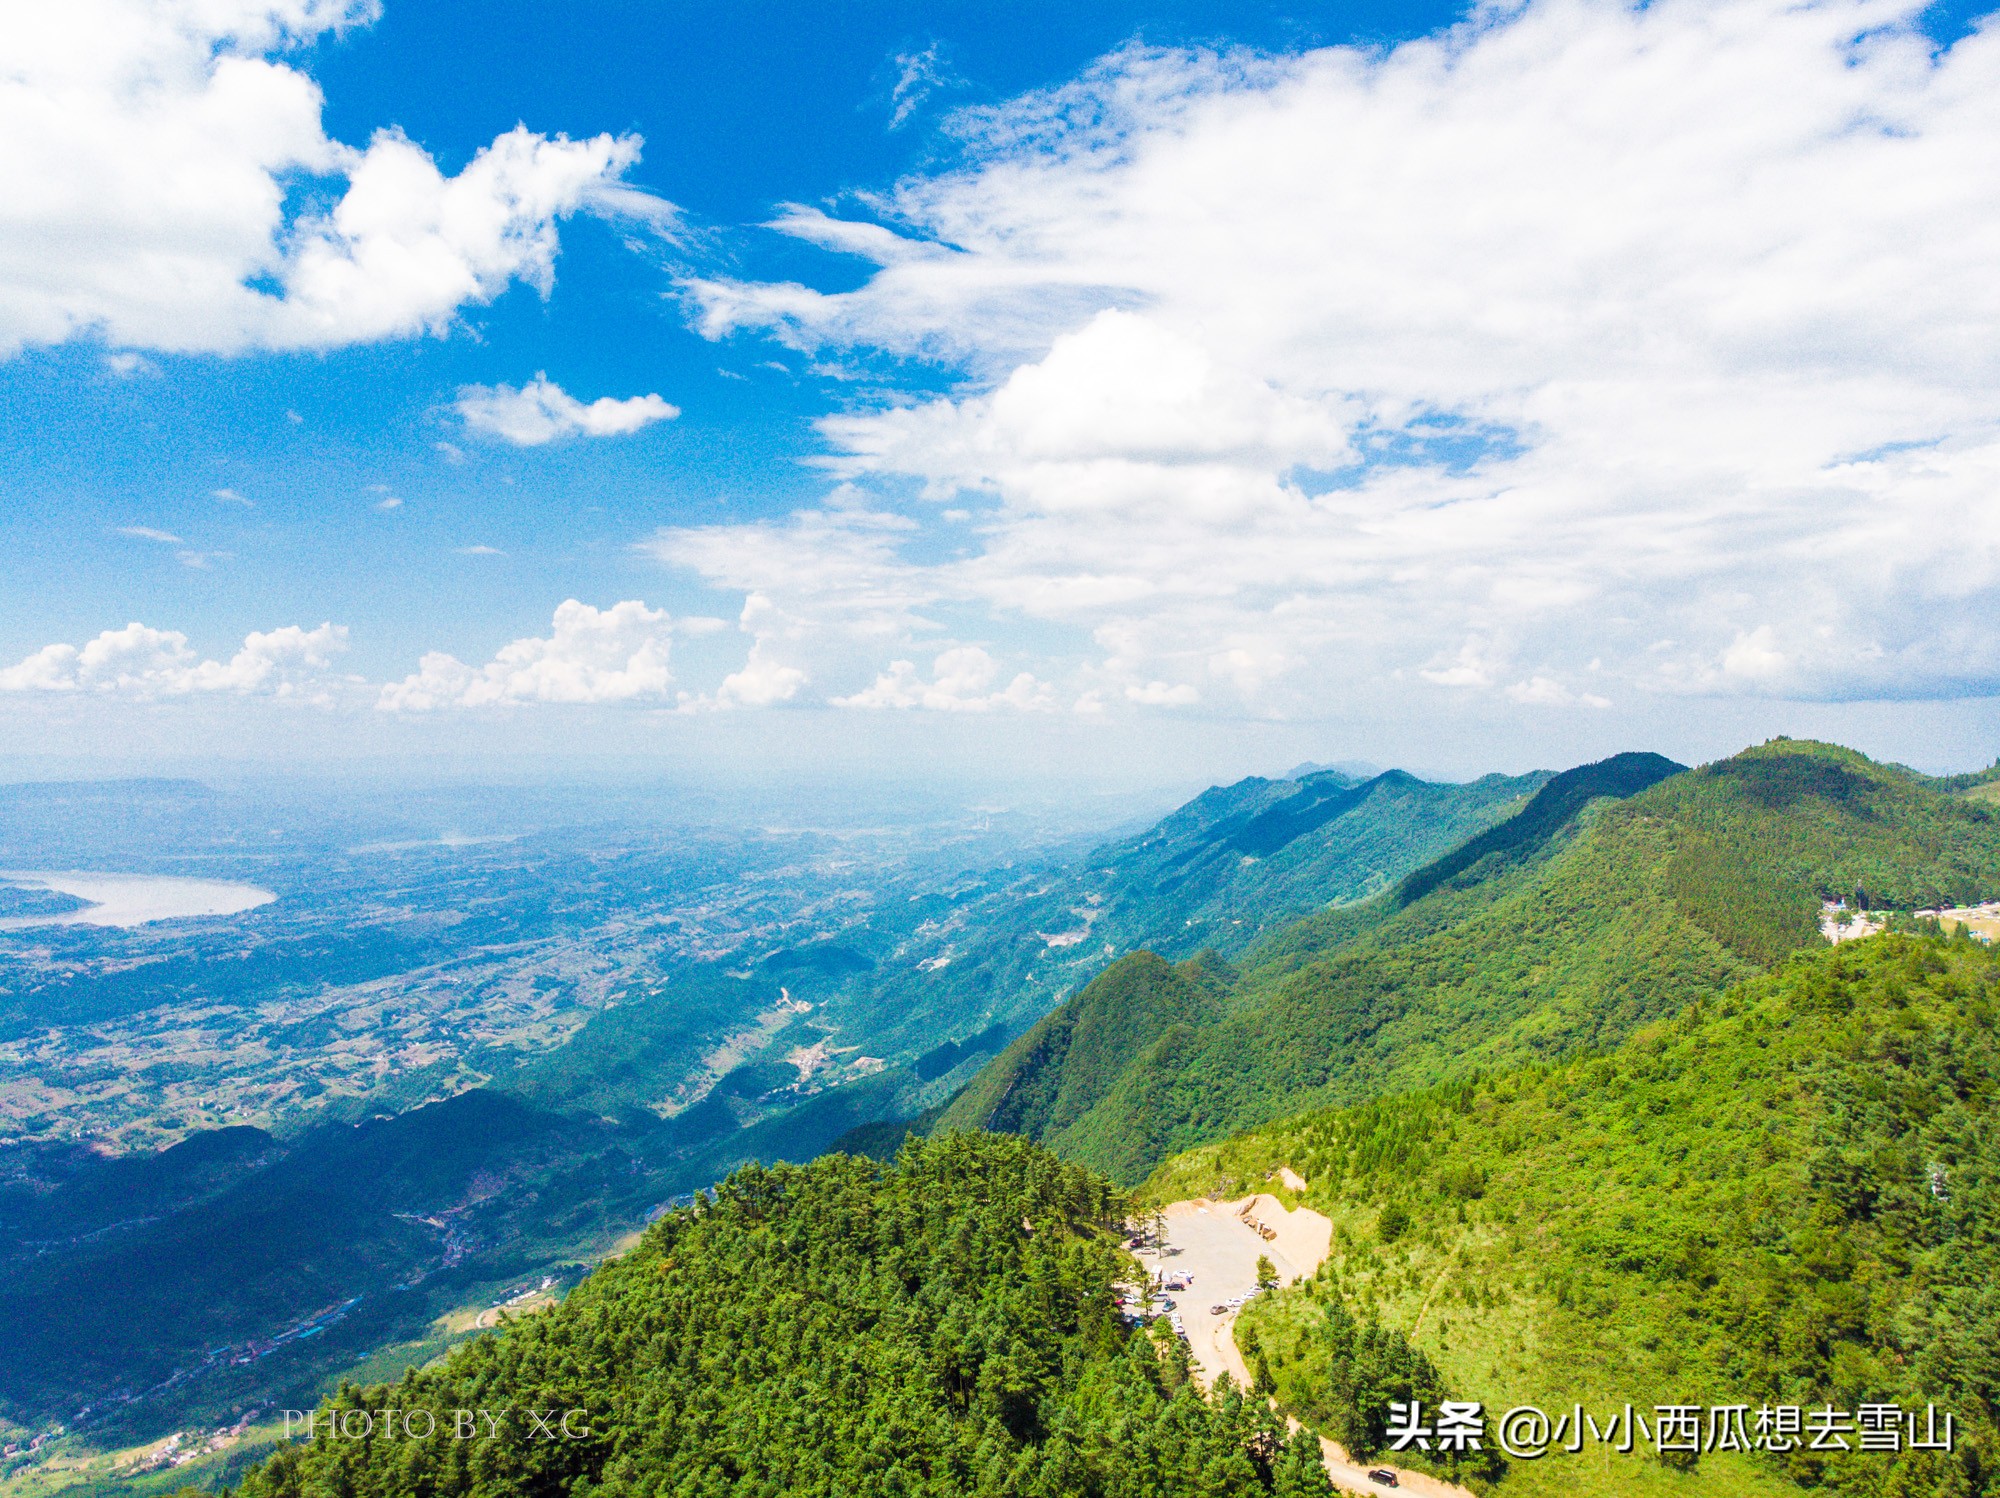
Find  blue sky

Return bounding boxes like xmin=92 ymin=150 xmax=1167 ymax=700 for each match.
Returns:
xmin=4 ymin=0 xmax=2000 ymax=787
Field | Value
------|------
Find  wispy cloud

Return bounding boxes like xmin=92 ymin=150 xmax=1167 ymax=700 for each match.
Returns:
xmin=117 ymin=525 xmax=183 ymax=544
xmin=886 ymin=42 xmax=962 ymax=129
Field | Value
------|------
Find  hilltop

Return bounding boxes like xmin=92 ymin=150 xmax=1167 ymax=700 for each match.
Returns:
xmin=1148 ymin=931 xmax=2000 ymax=1497
xmin=230 ymin=1133 xmax=1336 ymax=1498
xmin=940 ymin=740 xmax=2000 ymax=1182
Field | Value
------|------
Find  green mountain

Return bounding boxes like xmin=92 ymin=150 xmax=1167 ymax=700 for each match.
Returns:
xmin=233 ymin=1133 xmax=1336 ymax=1498
xmin=833 ymin=765 xmax=1549 ymax=1068
xmin=1149 ymin=930 xmax=2000 ymax=1498
xmin=942 ymin=741 xmax=2000 ymax=1183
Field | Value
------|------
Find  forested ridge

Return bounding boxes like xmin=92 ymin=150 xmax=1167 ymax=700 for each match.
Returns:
xmin=224 ymin=1133 xmax=1333 ymax=1498
xmin=1153 ymin=932 xmax=2000 ymax=1497
xmin=942 ymin=740 xmax=2000 ymax=1184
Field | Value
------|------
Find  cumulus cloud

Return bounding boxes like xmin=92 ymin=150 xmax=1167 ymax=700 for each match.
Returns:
xmin=0 ymin=621 xmax=348 ymax=698
xmin=1126 ymin=680 xmax=1199 ymax=707
xmin=664 ymin=0 xmax=2000 ymax=714
xmin=456 ymin=374 xmax=679 ymax=445
xmin=0 ymin=0 xmax=659 ymax=356
xmin=378 ymin=599 xmax=676 ymax=710
xmin=715 ymin=648 xmax=808 ymax=708
xmin=836 ymin=647 xmax=1054 ymax=712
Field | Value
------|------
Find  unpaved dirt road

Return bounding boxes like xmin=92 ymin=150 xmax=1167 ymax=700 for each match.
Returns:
xmin=1140 ymin=1193 xmax=1473 ymax=1498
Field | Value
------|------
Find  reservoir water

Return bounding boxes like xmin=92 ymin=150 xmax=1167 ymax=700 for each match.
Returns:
xmin=0 ymin=870 xmax=278 ymax=929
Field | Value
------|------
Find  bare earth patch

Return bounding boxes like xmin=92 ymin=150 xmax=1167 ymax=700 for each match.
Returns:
xmin=1143 ymin=1192 xmax=1473 ymax=1498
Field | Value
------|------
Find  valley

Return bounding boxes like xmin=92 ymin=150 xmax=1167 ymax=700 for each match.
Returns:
xmin=4 ymin=740 xmax=1997 ymax=1498
xmin=0 ymin=760 xmax=1531 ymax=1471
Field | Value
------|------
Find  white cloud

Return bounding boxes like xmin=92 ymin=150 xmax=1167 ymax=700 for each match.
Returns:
xmin=456 ymin=373 xmax=679 ymax=445
xmin=117 ymin=525 xmax=184 ymax=544
xmin=377 ymin=599 xmax=675 ymax=710
xmin=1506 ymin=674 xmax=1611 ymax=708
xmin=1421 ymin=638 xmax=1509 ymax=691
xmin=1720 ymin=627 xmax=1789 ymax=683
xmin=642 ymin=505 xmax=935 ymax=644
xmin=0 ymin=0 xmax=660 ymax=356
xmin=836 ymin=647 xmax=1054 ymax=712
xmin=822 ymin=310 xmax=1353 ymax=486
xmin=665 ymin=0 xmax=2000 ymax=714
xmin=705 ymin=592 xmax=807 ymax=708
xmin=887 ymin=43 xmax=959 ymax=130
xmin=212 ymin=487 xmax=252 ymax=506
xmin=0 ymin=620 xmax=347 ymax=698
xmin=715 ymin=648 xmax=808 ymax=708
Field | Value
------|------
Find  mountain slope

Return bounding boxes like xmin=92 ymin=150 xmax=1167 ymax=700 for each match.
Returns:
xmin=834 ymin=766 xmax=1548 ymax=1066
xmin=1151 ymin=931 xmax=2000 ymax=1497
xmin=941 ymin=951 xmax=1233 ymax=1182
xmin=1390 ymin=751 xmax=1684 ymax=908
xmin=945 ymin=741 xmax=2000 ymax=1183
xmin=234 ymin=1133 xmax=1335 ymax=1498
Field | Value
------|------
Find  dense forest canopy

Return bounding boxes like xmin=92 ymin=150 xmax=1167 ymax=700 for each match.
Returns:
xmin=226 ymin=1134 xmax=1333 ymax=1498
xmin=943 ymin=741 xmax=2000 ymax=1185
xmin=1154 ymin=932 xmax=2000 ymax=1498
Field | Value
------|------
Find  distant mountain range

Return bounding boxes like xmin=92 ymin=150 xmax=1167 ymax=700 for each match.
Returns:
xmin=824 ymin=763 xmax=1550 ymax=1072
xmin=937 ymin=740 xmax=2000 ymax=1184
xmin=0 ymin=779 xmax=214 ymax=801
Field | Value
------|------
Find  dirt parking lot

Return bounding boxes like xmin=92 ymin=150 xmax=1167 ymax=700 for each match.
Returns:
xmin=1139 ymin=1192 xmax=1471 ymax=1498
xmin=1138 ymin=1194 xmax=1329 ymax=1388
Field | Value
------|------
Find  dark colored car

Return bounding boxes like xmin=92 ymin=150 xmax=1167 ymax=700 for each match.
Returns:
xmin=1367 ymin=1471 xmax=1399 ymax=1488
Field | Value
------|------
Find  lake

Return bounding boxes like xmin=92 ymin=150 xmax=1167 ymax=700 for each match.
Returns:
xmin=0 ymin=870 xmax=278 ymax=929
